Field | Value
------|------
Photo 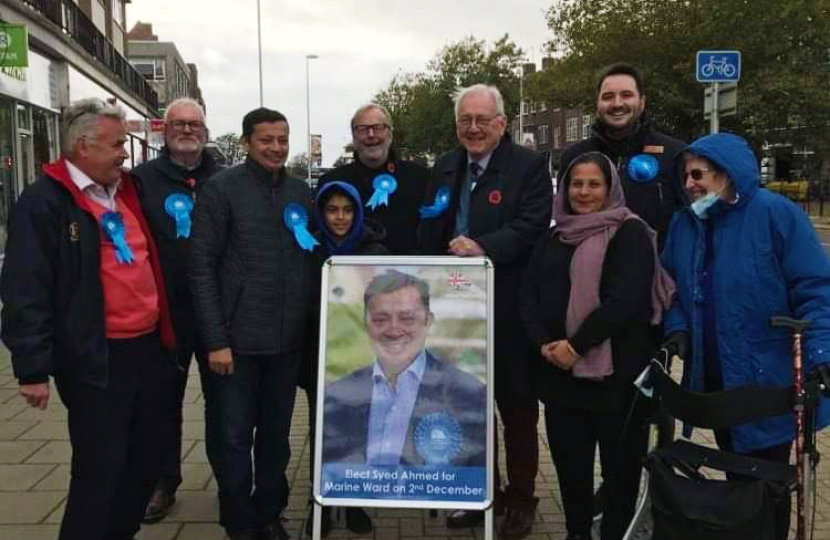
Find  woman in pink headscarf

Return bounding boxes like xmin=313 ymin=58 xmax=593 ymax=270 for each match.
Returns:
xmin=520 ymin=151 xmax=674 ymax=540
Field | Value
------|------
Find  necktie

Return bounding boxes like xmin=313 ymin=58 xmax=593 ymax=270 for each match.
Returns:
xmin=455 ymin=162 xmax=481 ymax=236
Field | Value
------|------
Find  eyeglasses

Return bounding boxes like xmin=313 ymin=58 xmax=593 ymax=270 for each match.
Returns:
xmin=683 ymin=168 xmax=713 ymax=181
xmin=458 ymin=115 xmax=499 ymax=128
xmin=354 ymin=123 xmax=389 ymax=135
xmin=169 ymin=120 xmax=205 ymax=131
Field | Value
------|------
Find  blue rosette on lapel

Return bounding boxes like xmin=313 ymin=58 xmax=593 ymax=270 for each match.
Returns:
xmin=366 ymin=174 xmax=397 ymax=210
xmin=627 ymin=154 xmax=659 ymax=183
xmin=164 ymin=193 xmax=195 ymax=238
xmin=419 ymin=185 xmax=451 ymax=219
xmin=100 ymin=211 xmax=135 ymax=264
xmin=283 ymin=203 xmax=319 ymax=251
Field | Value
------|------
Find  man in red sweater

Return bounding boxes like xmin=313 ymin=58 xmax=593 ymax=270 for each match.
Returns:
xmin=1 ymin=98 xmax=178 ymax=540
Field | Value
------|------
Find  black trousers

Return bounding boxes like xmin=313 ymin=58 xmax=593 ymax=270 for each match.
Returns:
xmin=494 ymin=398 xmax=540 ymax=511
xmin=715 ymin=430 xmax=792 ymax=540
xmin=544 ymin=400 xmax=649 ymax=540
xmin=203 ymin=351 xmax=300 ymax=534
xmin=157 ymin=344 xmax=209 ymax=494
xmin=55 ymin=331 xmax=177 ymax=540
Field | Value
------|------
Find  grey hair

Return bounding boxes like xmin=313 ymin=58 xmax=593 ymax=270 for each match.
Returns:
xmin=61 ymin=98 xmax=126 ymax=155
xmin=452 ymin=84 xmax=505 ymax=121
xmin=164 ymin=97 xmax=205 ymax=121
xmin=350 ymin=103 xmax=393 ymax=132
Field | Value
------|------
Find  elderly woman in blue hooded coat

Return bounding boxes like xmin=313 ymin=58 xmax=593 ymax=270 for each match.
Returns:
xmin=660 ymin=132 xmax=830 ymax=539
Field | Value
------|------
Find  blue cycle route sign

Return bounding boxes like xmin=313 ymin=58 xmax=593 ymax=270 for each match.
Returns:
xmin=696 ymin=51 xmax=741 ymax=83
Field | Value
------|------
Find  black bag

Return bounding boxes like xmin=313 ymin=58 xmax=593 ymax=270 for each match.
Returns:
xmin=646 ymin=440 xmax=794 ymax=540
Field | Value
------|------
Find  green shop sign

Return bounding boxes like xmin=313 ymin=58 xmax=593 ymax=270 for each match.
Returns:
xmin=0 ymin=24 xmax=28 ymax=68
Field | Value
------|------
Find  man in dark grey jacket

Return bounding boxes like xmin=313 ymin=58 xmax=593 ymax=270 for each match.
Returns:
xmin=189 ymin=108 xmax=313 ymax=540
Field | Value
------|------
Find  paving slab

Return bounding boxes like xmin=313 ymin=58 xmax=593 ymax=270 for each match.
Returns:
xmin=0 ymin=441 xmax=46 ymax=464
xmin=17 ymin=422 xmax=69 ymax=441
xmin=0 ymin=421 xmax=37 ymax=441
xmin=0 ymin=525 xmax=61 ymax=540
xmin=0 ymin=464 xmax=56 ymax=491
xmin=31 ymin=464 xmax=69 ymax=491
xmin=0 ymin=492 xmax=65 ymax=524
xmin=23 ymin=441 xmax=71 ymax=464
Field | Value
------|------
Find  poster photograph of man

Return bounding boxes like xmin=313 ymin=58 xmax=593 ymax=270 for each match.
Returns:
xmin=317 ymin=261 xmax=491 ymax=506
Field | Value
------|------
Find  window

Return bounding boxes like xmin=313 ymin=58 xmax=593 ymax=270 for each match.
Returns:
xmin=530 ymin=101 xmax=537 ymax=113
xmin=566 ymin=117 xmax=579 ymax=142
xmin=131 ymin=58 xmax=165 ymax=81
xmin=112 ymin=0 xmax=124 ymax=27
xmin=553 ymin=126 xmax=561 ymax=148
xmin=582 ymin=114 xmax=592 ymax=140
xmin=540 ymin=102 xmax=548 ymax=112
xmin=539 ymin=124 xmax=550 ymax=144
xmin=521 ymin=101 xmax=528 ymax=115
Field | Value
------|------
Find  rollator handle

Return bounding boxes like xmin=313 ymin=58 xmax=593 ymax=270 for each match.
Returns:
xmin=770 ymin=316 xmax=812 ymax=333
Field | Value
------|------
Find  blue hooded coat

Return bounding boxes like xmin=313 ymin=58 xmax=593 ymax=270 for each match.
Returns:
xmin=662 ymin=133 xmax=830 ymax=453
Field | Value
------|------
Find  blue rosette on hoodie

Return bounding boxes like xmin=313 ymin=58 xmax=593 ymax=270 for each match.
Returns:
xmin=283 ymin=203 xmax=319 ymax=251
xmin=419 ymin=185 xmax=451 ymax=219
xmin=627 ymin=154 xmax=659 ymax=183
xmin=366 ymin=174 xmax=397 ymax=210
xmin=164 ymin=193 xmax=194 ymax=238
xmin=100 ymin=211 xmax=135 ymax=264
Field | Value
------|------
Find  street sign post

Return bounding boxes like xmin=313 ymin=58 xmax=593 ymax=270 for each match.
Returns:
xmin=696 ymin=50 xmax=741 ymax=134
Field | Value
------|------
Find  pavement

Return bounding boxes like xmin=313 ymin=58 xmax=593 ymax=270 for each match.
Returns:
xmin=3 ymin=347 xmax=830 ymax=540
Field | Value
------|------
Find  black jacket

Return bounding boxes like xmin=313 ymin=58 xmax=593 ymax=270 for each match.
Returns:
xmin=133 ymin=148 xmax=223 ymax=353
xmin=559 ymin=118 xmax=685 ymax=248
xmin=189 ymin=158 xmax=314 ymax=355
xmin=1 ymin=159 xmax=177 ymax=387
xmin=418 ymin=134 xmax=552 ymax=401
xmin=319 ymin=149 xmax=429 ymax=254
xmin=520 ymin=220 xmax=656 ymax=412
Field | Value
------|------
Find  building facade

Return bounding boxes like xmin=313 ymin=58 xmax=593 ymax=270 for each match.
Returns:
xmin=0 ymin=0 xmax=161 ymax=255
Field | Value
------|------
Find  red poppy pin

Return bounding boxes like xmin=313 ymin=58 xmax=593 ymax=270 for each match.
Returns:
xmin=386 ymin=161 xmax=396 ymax=174
xmin=488 ymin=190 xmax=502 ymax=205
xmin=185 ymin=177 xmax=196 ymax=189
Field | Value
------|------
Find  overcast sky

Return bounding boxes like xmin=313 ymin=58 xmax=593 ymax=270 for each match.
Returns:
xmin=127 ymin=0 xmax=551 ymax=166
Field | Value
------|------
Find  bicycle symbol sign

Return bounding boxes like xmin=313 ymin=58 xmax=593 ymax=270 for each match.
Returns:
xmin=696 ymin=51 xmax=741 ymax=83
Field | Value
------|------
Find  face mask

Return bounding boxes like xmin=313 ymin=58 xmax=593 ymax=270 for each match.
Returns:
xmin=690 ymin=182 xmax=733 ymax=219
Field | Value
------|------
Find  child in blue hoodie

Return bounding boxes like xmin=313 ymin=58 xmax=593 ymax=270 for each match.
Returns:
xmin=300 ymin=181 xmax=387 ymax=536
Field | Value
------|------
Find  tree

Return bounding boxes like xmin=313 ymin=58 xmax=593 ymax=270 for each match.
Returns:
xmin=532 ymin=0 xmax=830 ymax=166
xmin=287 ymin=153 xmax=309 ymax=180
xmin=213 ymin=132 xmax=243 ymax=164
xmin=374 ymin=35 xmax=526 ymax=158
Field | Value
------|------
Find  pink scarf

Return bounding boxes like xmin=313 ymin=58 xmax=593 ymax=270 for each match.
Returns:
xmin=554 ymin=152 xmax=675 ymax=380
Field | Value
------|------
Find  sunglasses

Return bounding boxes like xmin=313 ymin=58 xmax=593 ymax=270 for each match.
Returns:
xmin=683 ymin=168 xmax=713 ymax=181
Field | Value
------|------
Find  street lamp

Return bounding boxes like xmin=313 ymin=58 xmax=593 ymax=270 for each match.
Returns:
xmin=306 ymin=54 xmax=319 ymax=183
xmin=256 ymin=0 xmax=263 ymax=106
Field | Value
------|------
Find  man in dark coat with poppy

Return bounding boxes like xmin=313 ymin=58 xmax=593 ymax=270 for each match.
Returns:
xmin=418 ymin=83 xmax=552 ymax=540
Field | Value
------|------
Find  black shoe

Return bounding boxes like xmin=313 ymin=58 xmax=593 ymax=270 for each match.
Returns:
xmin=142 ymin=486 xmax=175 ymax=523
xmin=592 ymin=483 xmax=604 ymax=522
xmin=499 ymin=508 xmax=535 ymax=540
xmin=445 ymin=509 xmax=484 ymax=529
xmin=262 ymin=517 xmax=290 ymax=540
xmin=345 ymin=507 xmax=373 ymax=534
xmin=304 ymin=506 xmax=332 ymax=538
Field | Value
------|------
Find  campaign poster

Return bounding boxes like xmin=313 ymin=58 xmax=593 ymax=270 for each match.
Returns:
xmin=314 ymin=257 xmax=492 ymax=509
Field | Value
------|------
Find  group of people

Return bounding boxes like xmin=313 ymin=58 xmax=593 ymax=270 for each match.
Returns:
xmin=1 ymin=59 xmax=829 ymax=540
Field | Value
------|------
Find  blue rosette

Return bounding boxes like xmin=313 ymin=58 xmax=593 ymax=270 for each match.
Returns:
xmin=100 ymin=211 xmax=135 ymax=265
xmin=366 ymin=174 xmax=397 ymax=210
xmin=164 ymin=193 xmax=195 ymax=238
xmin=283 ymin=203 xmax=319 ymax=251
xmin=627 ymin=154 xmax=660 ymax=183
xmin=419 ymin=186 xmax=451 ymax=219
xmin=415 ymin=412 xmax=462 ymax=466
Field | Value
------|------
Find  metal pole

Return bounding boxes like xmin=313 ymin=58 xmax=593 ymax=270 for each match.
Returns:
xmin=518 ymin=66 xmax=524 ymax=139
xmin=305 ymin=55 xmax=318 ymax=183
xmin=710 ymin=82 xmax=719 ymax=134
xmin=257 ymin=0 xmax=263 ymax=107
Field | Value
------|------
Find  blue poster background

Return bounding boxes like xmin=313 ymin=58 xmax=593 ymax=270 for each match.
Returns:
xmin=321 ymin=463 xmax=486 ymax=502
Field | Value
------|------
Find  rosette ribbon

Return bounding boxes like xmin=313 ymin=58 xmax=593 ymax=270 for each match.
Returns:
xmin=627 ymin=154 xmax=660 ymax=183
xmin=100 ymin=211 xmax=135 ymax=264
xmin=414 ymin=412 xmax=462 ymax=466
xmin=164 ymin=193 xmax=195 ymax=238
xmin=283 ymin=203 xmax=319 ymax=251
xmin=366 ymin=174 xmax=397 ymax=210
xmin=419 ymin=185 xmax=451 ymax=219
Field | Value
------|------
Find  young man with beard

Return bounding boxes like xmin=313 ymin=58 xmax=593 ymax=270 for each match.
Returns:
xmin=133 ymin=97 xmax=224 ymax=522
xmin=559 ymin=63 xmax=685 ymax=248
xmin=189 ymin=108 xmax=313 ymax=540
xmin=318 ymin=104 xmax=428 ymax=254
